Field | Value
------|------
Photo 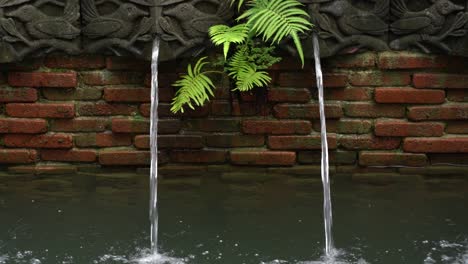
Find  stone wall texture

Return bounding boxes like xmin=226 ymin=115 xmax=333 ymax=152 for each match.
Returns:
xmin=1 ymin=51 xmax=468 ymax=175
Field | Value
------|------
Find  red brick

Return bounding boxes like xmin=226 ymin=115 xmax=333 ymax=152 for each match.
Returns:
xmin=324 ymin=87 xmax=372 ymax=101
xmin=344 ymin=103 xmax=405 ymax=118
xmin=4 ymin=134 xmax=72 ymax=148
xmin=51 ymin=118 xmax=107 ymax=132
xmin=375 ymin=120 xmax=444 ymax=137
xmin=325 ymin=52 xmax=376 ymax=68
xmin=158 ymin=135 xmax=204 ymax=149
xmin=77 ymin=102 xmax=137 ymax=116
xmin=205 ymin=134 xmax=264 ymax=147
xmin=349 ymin=72 xmax=411 ymax=86
xmin=313 ymin=120 xmax=338 ymax=133
xmin=267 ymin=88 xmax=311 ymax=103
xmin=278 ymin=73 xmax=347 ymax=88
xmin=378 ymin=52 xmax=449 ymax=69
xmin=359 ymin=151 xmax=427 ymax=166
xmin=81 ymin=71 xmax=144 ymax=85
xmin=242 ymin=120 xmax=312 ymax=135
xmin=0 ymin=118 xmax=47 ymax=133
xmin=298 ymin=150 xmax=357 ymax=164
xmin=103 ymin=87 xmax=150 ymax=102
xmin=273 ymin=103 xmax=343 ymax=119
xmin=170 ymin=150 xmax=227 ymax=163
xmin=99 ymin=150 xmax=150 ymax=165
xmin=413 ymin=73 xmax=468 ymax=88
xmin=232 ymin=101 xmax=270 ymax=116
xmin=41 ymin=149 xmax=97 ymax=162
xmin=6 ymin=103 xmax=74 ymax=118
xmin=0 ymin=88 xmax=37 ymax=102
xmin=150 ymin=104 xmax=210 ymax=118
xmin=8 ymin=165 xmax=77 ymax=175
xmin=0 ymin=149 xmax=37 ymax=163
xmin=211 ymin=101 xmax=232 ymax=116
xmin=44 ymin=55 xmax=105 ymax=69
xmin=408 ymin=105 xmax=468 ymax=120
xmin=112 ymin=118 xmax=149 ymax=133
xmin=404 ymin=137 xmax=468 ymax=153
xmin=268 ymin=135 xmax=337 ymax=150
xmin=184 ymin=119 xmax=240 ymax=132
xmin=74 ymin=133 xmax=132 ymax=147
xmin=230 ymin=151 xmax=296 ymax=166
xmin=375 ymin=88 xmax=445 ymax=104
xmin=446 ymin=121 xmax=468 ymax=134
xmin=8 ymin=72 xmax=77 ymax=88
xmin=447 ymin=90 xmax=468 ymax=102
xmin=337 ymin=119 xmax=372 ymax=134
xmin=339 ymin=135 xmax=401 ymax=150
xmin=106 ymin=57 xmax=150 ymax=70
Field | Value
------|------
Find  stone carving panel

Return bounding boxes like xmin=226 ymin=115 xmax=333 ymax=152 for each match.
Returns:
xmin=155 ymin=0 xmax=234 ymax=62
xmin=0 ymin=0 xmax=81 ymax=62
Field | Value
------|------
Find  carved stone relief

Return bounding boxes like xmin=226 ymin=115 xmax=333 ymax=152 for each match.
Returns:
xmin=0 ymin=0 xmax=81 ymax=61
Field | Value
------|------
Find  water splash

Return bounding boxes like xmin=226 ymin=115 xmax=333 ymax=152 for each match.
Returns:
xmin=312 ymin=33 xmax=334 ymax=256
xmin=150 ymin=37 xmax=160 ymax=254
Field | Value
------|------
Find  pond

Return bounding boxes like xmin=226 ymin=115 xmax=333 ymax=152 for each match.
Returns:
xmin=0 ymin=171 xmax=467 ymax=264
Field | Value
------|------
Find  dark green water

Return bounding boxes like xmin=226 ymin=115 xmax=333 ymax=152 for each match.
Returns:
xmin=0 ymin=172 xmax=467 ymax=264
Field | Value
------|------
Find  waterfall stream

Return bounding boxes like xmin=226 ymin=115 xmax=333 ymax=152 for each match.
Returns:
xmin=312 ymin=33 xmax=335 ymax=258
xmin=149 ymin=37 xmax=160 ymax=255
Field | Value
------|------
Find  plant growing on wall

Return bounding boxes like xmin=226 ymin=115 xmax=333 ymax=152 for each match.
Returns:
xmin=170 ymin=0 xmax=313 ymax=113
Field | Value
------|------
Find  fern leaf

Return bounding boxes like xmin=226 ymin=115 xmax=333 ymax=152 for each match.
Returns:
xmin=209 ymin=24 xmax=249 ymax=59
xmin=171 ymin=57 xmax=216 ymax=113
xmin=234 ymin=64 xmax=271 ymax=92
xmin=230 ymin=0 xmax=246 ymax=11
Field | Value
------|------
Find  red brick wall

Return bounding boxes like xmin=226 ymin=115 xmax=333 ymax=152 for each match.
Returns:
xmin=1 ymin=52 xmax=468 ymax=174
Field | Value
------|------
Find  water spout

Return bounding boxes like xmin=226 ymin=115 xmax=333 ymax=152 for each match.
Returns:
xmin=149 ymin=37 xmax=160 ymax=254
xmin=312 ymin=32 xmax=335 ymax=257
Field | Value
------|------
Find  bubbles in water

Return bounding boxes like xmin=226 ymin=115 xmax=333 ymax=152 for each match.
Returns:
xmin=133 ymin=252 xmax=186 ymax=264
xmin=0 ymin=255 xmax=8 ymax=264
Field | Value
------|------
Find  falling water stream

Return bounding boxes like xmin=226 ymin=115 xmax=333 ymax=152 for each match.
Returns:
xmin=312 ymin=33 xmax=335 ymax=258
xmin=149 ymin=37 xmax=160 ymax=255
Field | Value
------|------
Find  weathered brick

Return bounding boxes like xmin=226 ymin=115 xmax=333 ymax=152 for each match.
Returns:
xmin=44 ymin=55 xmax=105 ymax=69
xmin=74 ymin=133 xmax=132 ymax=147
xmin=106 ymin=57 xmax=150 ymax=70
xmin=408 ymin=105 xmax=468 ymax=120
xmin=6 ymin=103 xmax=74 ymax=118
xmin=278 ymin=73 xmax=347 ymax=88
xmin=4 ymin=133 xmax=73 ymax=148
xmin=51 ymin=118 xmax=108 ymax=132
xmin=375 ymin=88 xmax=445 ymax=104
xmin=206 ymin=134 xmax=264 ymax=147
xmin=77 ymin=102 xmax=137 ymax=116
xmin=81 ymin=71 xmax=144 ymax=85
xmin=337 ymin=119 xmax=373 ymax=134
xmin=339 ymin=135 xmax=401 ymax=150
xmin=230 ymin=150 xmax=296 ymax=166
xmin=268 ymin=135 xmax=337 ymax=150
xmin=99 ymin=150 xmax=150 ymax=165
xmin=429 ymin=154 xmax=468 ymax=165
xmin=447 ymin=90 xmax=468 ymax=102
xmin=404 ymin=137 xmax=468 ymax=153
xmin=359 ymin=151 xmax=427 ymax=166
xmin=273 ymin=103 xmax=343 ymax=119
xmin=375 ymin=120 xmax=444 ymax=137
xmin=349 ymin=71 xmax=411 ymax=86
xmin=325 ymin=52 xmax=376 ymax=68
xmin=103 ymin=87 xmax=150 ymax=102
xmin=232 ymin=101 xmax=270 ymax=116
xmin=211 ymin=101 xmax=232 ymax=116
xmin=242 ymin=120 xmax=312 ymax=135
xmin=0 ymin=118 xmax=47 ymax=133
xmin=8 ymin=72 xmax=77 ymax=87
xmin=0 ymin=149 xmax=37 ymax=163
xmin=267 ymin=88 xmax=311 ymax=103
xmin=413 ymin=73 xmax=468 ymax=88
xmin=324 ymin=87 xmax=372 ymax=101
xmin=446 ymin=121 xmax=468 ymax=134
xmin=184 ymin=119 xmax=240 ymax=132
xmin=344 ymin=103 xmax=405 ymax=118
xmin=312 ymin=120 xmax=338 ymax=133
xmin=8 ymin=165 xmax=77 ymax=175
xmin=170 ymin=150 xmax=227 ymax=163
xmin=41 ymin=149 xmax=97 ymax=162
xmin=0 ymin=88 xmax=37 ymax=102
xmin=112 ymin=118 xmax=149 ymax=133
xmin=378 ymin=52 xmax=449 ymax=69
xmin=157 ymin=135 xmax=204 ymax=149
xmin=298 ymin=150 xmax=357 ymax=165
xmin=42 ymin=87 xmax=102 ymax=101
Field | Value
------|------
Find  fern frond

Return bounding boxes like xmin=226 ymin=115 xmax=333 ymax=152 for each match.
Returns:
xmin=230 ymin=0 xmax=246 ymax=11
xmin=238 ymin=0 xmax=312 ymax=66
xmin=234 ymin=64 xmax=271 ymax=92
xmin=209 ymin=24 xmax=249 ymax=59
xmin=171 ymin=57 xmax=216 ymax=113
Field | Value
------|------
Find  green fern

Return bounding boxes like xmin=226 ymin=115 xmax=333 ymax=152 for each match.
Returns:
xmin=234 ymin=64 xmax=271 ymax=91
xmin=209 ymin=24 xmax=249 ymax=59
xmin=238 ymin=0 xmax=312 ymax=65
xmin=230 ymin=0 xmax=246 ymax=10
xmin=171 ymin=57 xmax=215 ymax=113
